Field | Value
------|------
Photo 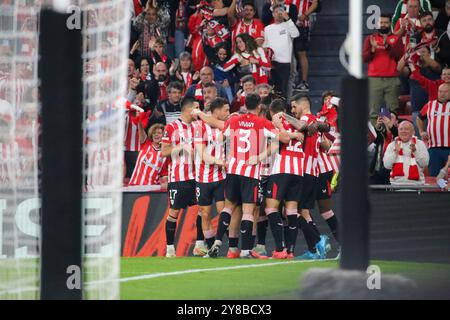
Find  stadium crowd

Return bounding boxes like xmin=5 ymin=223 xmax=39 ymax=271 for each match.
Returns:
xmin=0 ymin=0 xmax=450 ymax=260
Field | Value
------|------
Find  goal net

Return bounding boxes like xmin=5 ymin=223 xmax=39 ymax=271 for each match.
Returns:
xmin=0 ymin=0 xmax=130 ymax=299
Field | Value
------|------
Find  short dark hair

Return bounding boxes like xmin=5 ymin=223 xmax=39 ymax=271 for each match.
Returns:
xmin=380 ymin=13 xmax=392 ymax=21
xmin=291 ymin=93 xmax=311 ymax=106
xmin=202 ymin=82 xmax=217 ymax=91
xmin=269 ymin=99 xmax=286 ymax=114
xmin=322 ymin=90 xmax=336 ymax=102
xmin=167 ymin=81 xmax=184 ymax=93
xmin=210 ymin=97 xmax=228 ymax=113
xmin=180 ymin=96 xmax=196 ymax=111
xmin=241 ymin=74 xmax=256 ymax=85
xmin=245 ymin=93 xmax=261 ymax=110
xmin=420 ymin=11 xmax=433 ymax=20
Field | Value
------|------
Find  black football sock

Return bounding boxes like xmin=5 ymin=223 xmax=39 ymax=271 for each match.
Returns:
xmin=216 ymin=211 xmax=231 ymax=242
xmin=240 ymin=220 xmax=254 ymax=251
xmin=286 ymin=215 xmax=299 ymax=254
xmin=325 ymin=215 xmax=339 ymax=242
xmin=165 ymin=219 xmax=177 ymax=246
xmin=268 ymin=213 xmax=284 ymax=252
xmin=298 ymin=217 xmax=320 ymax=253
xmin=257 ymin=219 xmax=268 ymax=245
xmin=196 ymin=215 xmax=204 ymax=241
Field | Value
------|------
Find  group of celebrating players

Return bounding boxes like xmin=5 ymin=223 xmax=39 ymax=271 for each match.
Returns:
xmin=161 ymin=91 xmax=341 ymax=259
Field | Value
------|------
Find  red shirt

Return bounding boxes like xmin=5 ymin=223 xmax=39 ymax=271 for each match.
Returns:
xmin=363 ymin=33 xmax=403 ymax=77
xmin=124 ymin=111 xmax=140 ymax=152
xmin=301 ymin=114 xmax=319 ymax=177
xmin=231 ymin=18 xmax=265 ymax=48
xmin=193 ymin=120 xmax=226 ymax=183
xmin=271 ymin=118 xmax=304 ymax=175
xmin=410 ymin=70 xmax=444 ymax=101
xmin=129 ymin=139 xmax=168 ymax=186
xmin=162 ymin=119 xmax=196 ymax=183
xmin=223 ymin=113 xmax=277 ymax=180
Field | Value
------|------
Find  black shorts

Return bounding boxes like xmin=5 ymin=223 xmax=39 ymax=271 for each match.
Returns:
xmin=225 ymin=174 xmax=259 ymax=205
xmin=294 ymin=26 xmax=310 ymax=52
xmin=195 ymin=180 xmax=225 ymax=206
xmin=266 ymin=174 xmax=303 ymax=202
xmin=316 ymin=171 xmax=334 ymax=201
xmin=300 ymin=174 xmax=318 ymax=209
xmin=168 ymin=180 xmax=197 ymax=210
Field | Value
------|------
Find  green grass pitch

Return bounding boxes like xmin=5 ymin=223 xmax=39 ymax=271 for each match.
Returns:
xmin=120 ymin=257 xmax=450 ymax=300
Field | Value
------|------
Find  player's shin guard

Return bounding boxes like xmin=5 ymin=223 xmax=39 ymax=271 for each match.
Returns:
xmin=257 ymin=216 xmax=268 ymax=245
xmin=298 ymin=216 xmax=320 ymax=253
xmin=240 ymin=214 xmax=254 ymax=251
xmin=322 ymin=210 xmax=339 ymax=242
xmin=216 ymin=209 xmax=232 ymax=242
xmin=196 ymin=214 xmax=204 ymax=241
xmin=165 ymin=215 xmax=177 ymax=246
xmin=266 ymin=209 xmax=284 ymax=252
xmin=286 ymin=209 xmax=298 ymax=254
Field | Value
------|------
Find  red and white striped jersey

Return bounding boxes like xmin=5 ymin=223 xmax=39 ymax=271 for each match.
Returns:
xmin=193 ymin=120 xmax=226 ymax=183
xmin=222 ymin=48 xmax=270 ymax=84
xmin=223 ymin=113 xmax=277 ymax=180
xmin=86 ymin=143 xmax=112 ymax=188
xmin=293 ymin=0 xmax=314 ymax=27
xmin=420 ymin=100 xmax=450 ymax=148
xmin=271 ymin=118 xmax=304 ymax=175
xmin=301 ymin=114 xmax=319 ymax=177
xmin=124 ymin=111 xmax=140 ymax=152
xmin=231 ymin=18 xmax=265 ymax=48
xmin=317 ymin=134 xmax=334 ymax=174
xmin=129 ymin=139 xmax=168 ymax=186
xmin=162 ymin=119 xmax=196 ymax=183
xmin=327 ymin=132 xmax=341 ymax=173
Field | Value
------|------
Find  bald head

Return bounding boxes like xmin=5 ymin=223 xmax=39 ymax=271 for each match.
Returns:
xmin=407 ymin=0 xmax=420 ymax=18
xmin=200 ymin=66 xmax=214 ymax=84
xmin=154 ymin=62 xmax=167 ymax=81
xmin=438 ymin=83 xmax=450 ymax=103
xmin=398 ymin=121 xmax=415 ymax=142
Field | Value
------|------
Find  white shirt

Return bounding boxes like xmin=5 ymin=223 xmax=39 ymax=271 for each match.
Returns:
xmin=263 ymin=19 xmax=299 ymax=63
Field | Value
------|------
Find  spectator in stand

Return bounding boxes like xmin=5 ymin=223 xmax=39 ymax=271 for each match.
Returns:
xmin=185 ymin=66 xmax=230 ymax=102
xmin=230 ymin=74 xmax=256 ymax=113
xmin=202 ymin=82 xmax=219 ymax=111
xmin=132 ymin=1 xmax=171 ymax=58
xmin=261 ymin=0 xmax=298 ymax=26
xmin=174 ymin=0 xmax=189 ymax=59
xmin=363 ymin=13 xmax=403 ymax=123
xmin=383 ymin=120 xmax=429 ymax=185
xmin=435 ymin=0 xmax=450 ymax=31
xmin=201 ymin=18 xmax=231 ymax=64
xmin=394 ymin=0 xmax=423 ymax=49
xmin=416 ymin=83 xmax=450 ymax=176
xmin=370 ymin=110 xmax=400 ymax=184
xmin=129 ymin=123 xmax=168 ymax=188
xmin=392 ymin=0 xmax=432 ymax=31
xmin=293 ymin=0 xmax=319 ymax=91
xmin=148 ymin=37 xmax=172 ymax=71
xmin=149 ymin=81 xmax=184 ymax=126
xmin=154 ymin=61 xmax=170 ymax=101
xmin=211 ymin=43 xmax=237 ymax=103
xmin=228 ymin=0 xmax=266 ymax=48
xmin=264 ymin=5 xmax=299 ymax=98
xmin=256 ymin=83 xmax=273 ymax=100
xmin=138 ymin=57 xmax=153 ymax=82
xmin=128 ymin=58 xmax=138 ymax=81
xmin=222 ymin=33 xmax=271 ymax=84
xmin=169 ymin=51 xmax=200 ymax=94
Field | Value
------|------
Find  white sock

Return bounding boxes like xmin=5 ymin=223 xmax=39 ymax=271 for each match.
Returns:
xmin=195 ymin=240 xmax=205 ymax=247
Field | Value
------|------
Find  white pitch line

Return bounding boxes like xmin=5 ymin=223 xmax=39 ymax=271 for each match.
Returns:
xmin=118 ymin=259 xmax=336 ymax=284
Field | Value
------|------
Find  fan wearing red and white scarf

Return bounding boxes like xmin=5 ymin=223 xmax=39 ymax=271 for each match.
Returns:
xmin=390 ymin=136 xmax=420 ymax=181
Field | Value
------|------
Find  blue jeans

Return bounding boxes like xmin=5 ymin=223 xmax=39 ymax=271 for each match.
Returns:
xmin=428 ymin=148 xmax=450 ymax=176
